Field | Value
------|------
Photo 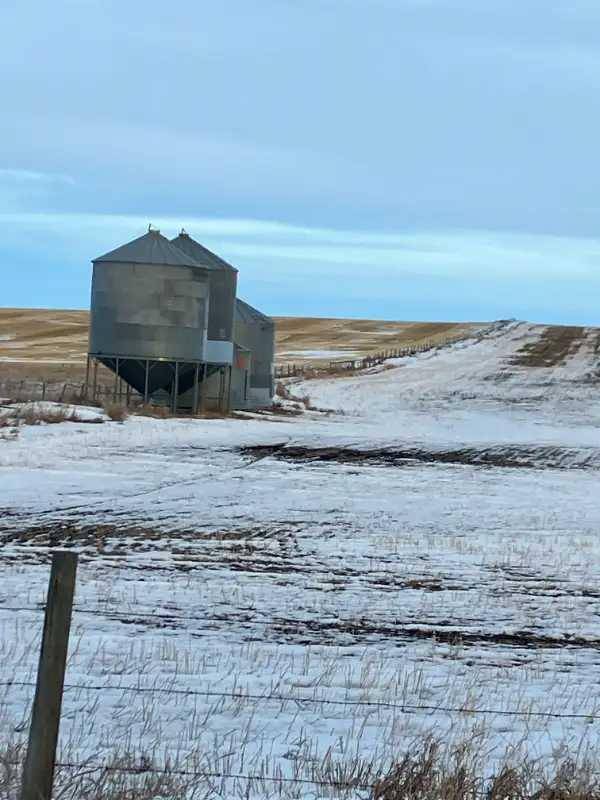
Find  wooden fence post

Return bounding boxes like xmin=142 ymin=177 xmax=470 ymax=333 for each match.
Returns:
xmin=20 ymin=551 xmax=78 ymax=800
xmin=92 ymin=360 xmax=98 ymax=403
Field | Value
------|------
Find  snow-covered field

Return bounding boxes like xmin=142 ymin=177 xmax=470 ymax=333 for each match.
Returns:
xmin=2 ymin=320 xmax=600 ymax=795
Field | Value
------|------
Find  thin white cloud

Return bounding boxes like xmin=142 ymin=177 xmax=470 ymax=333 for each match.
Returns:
xmin=1 ymin=211 xmax=600 ymax=286
xmin=0 ymin=169 xmax=75 ymax=185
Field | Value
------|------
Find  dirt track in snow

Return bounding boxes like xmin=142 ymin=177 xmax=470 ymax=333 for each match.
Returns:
xmin=241 ymin=442 xmax=600 ymax=470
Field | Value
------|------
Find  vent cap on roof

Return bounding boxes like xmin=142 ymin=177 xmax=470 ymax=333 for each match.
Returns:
xmin=171 ymin=232 xmax=238 ymax=273
xmin=93 ymin=229 xmax=204 ymax=268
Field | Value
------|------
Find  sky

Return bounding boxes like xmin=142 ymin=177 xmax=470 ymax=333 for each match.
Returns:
xmin=2 ymin=0 xmax=600 ymax=323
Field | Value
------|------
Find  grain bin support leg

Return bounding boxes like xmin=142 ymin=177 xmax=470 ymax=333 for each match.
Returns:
xmin=84 ymin=355 xmax=90 ymax=400
xmin=20 ymin=552 xmax=78 ymax=800
xmin=92 ymin=359 xmax=98 ymax=402
xmin=226 ymin=365 xmax=233 ymax=412
xmin=200 ymin=364 xmax=207 ymax=413
xmin=172 ymin=361 xmax=179 ymax=414
xmin=144 ymin=359 xmax=150 ymax=405
xmin=192 ymin=362 xmax=200 ymax=415
xmin=113 ymin=357 xmax=119 ymax=402
xmin=219 ymin=367 xmax=226 ymax=412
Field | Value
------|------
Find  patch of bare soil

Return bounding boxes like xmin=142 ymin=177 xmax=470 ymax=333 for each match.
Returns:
xmin=511 ymin=325 xmax=586 ymax=367
xmin=0 ymin=520 xmax=458 ymax=591
xmin=270 ymin=616 xmax=600 ymax=651
xmin=241 ymin=443 xmax=599 ymax=470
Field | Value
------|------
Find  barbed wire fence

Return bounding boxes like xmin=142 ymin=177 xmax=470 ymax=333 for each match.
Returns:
xmin=274 ymin=321 xmax=513 ymax=380
xmin=2 ymin=587 xmax=600 ymax=799
xmin=0 ymin=378 xmax=140 ymax=406
xmin=274 ymin=332 xmax=472 ymax=379
xmin=1 ymin=339 xmax=449 ymax=399
xmin=1 ymin=328 xmax=494 ymax=401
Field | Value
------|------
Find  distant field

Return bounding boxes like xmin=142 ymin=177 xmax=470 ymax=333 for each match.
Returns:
xmin=275 ymin=316 xmax=481 ymax=365
xmin=0 ymin=307 xmax=483 ymax=381
xmin=0 ymin=308 xmax=90 ymax=380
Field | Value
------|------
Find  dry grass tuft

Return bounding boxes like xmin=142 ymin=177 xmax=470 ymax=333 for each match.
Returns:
xmin=18 ymin=405 xmax=72 ymax=425
xmin=0 ymin=741 xmax=24 ymax=798
xmin=275 ymin=382 xmax=314 ymax=409
xmin=4 ymin=737 xmax=600 ymax=800
xmin=13 ymin=404 xmax=103 ymax=426
xmin=0 ymin=747 xmax=198 ymax=800
xmin=275 ymin=381 xmax=291 ymax=400
xmin=374 ymin=739 xmax=480 ymax=800
xmin=133 ymin=404 xmax=234 ymax=421
xmin=0 ymin=409 xmax=20 ymax=440
xmin=374 ymin=739 xmax=600 ymax=800
xmin=0 ymin=403 xmax=105 ymax=429
xmin=133 ymin=404 xmax=171 ymax=419
xmin=269 ymin=402 xmax=304 ymax=417
xmin=102 ymin=402 xmax=129 ymax=422
xmin=0 ymin=413 xmax=16 ymax=428
xmin=194 ymin=409 xmax=231 ymax=419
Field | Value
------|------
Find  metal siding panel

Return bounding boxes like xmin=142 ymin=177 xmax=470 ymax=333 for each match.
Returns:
xmin=90 ymin=262 xmax=208 ymax=360
xmin=170 ymin=233 xmax=237 ymax=342
xmin=205 ymin=340 xmax=234 ymax=363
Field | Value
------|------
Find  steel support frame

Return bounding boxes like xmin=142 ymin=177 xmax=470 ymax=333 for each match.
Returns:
xmin=87 ymin=352 xmax=224 ymax=413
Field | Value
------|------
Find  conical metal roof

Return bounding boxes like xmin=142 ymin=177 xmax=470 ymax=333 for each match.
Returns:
xmin=236 ymin=298 xmax=273 ymax=325
xmin=93 ymin=230 xmax=204 ymax=268
xmin=171 ymin=231 xmax=238 ymax=273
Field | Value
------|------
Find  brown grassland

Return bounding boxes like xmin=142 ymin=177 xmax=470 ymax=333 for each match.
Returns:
xmin=0 ymin=307 xmax=482 ymax=383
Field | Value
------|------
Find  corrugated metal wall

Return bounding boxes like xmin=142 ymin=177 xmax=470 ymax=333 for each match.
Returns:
xmin=234 ymin=301 xmax=275 ymax=406
xmin=90 ymin=262 xmax=209 ymax=361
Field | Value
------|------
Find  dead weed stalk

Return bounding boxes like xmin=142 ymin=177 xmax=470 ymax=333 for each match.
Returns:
xmin=102 ymin=402 xmax=130 ymax=422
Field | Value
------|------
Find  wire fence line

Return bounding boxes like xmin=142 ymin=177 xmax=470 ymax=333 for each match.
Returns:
xmin=0 ymin=378 xmax=97 ymax=404
xmin=0 ymin=605 xmax=600 ymax=722
xmin=0 ymin=604 xmax=218 ymax=623
xmin=274 ymin=335 xmax=466 ymax=379
xmin=1 ymin=603 xmax=596 ymax=724
xmin=1 ymin=677 xmax=598 ymax=723
xmin=0 ymin=335 xmax=466 ymax=398
xmin=1 ymin=758 xmax=510 ymax=800
xmin=5 ymin=757 xmax=379 ymax=792
xmin=1 ymin=549 xmax=596 ymax=800
xmin=11 ymin=759 xmax=485 ymax=799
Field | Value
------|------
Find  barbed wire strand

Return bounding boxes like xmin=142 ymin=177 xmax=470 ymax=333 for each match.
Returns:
xmin=7 ymin=758 xmax=502 ymax=796
xmin=6 ymin=758 xmax=377 ymax=791
xmin=0 ymin=679 xmax=597 ymax=721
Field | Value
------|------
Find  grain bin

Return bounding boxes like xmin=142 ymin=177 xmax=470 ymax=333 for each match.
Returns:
xmin=89 ymin=229 xmax=210 ymax=400
xmin=170 ymin=231 xmax=237 ymax=364
xmin=234 ymin=299 xmax=275 ymax=406
xmin=87 ymin=226 xmax=275 ymax=411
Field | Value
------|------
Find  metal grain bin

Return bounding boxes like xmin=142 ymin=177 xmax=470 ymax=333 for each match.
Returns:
xmin=170 ymin=231 xmax=237 ymax=364
xmin=89 ymin=229 xmax=210 ymax=395
xmin=234 ymin=298 xmax=275 ymax=406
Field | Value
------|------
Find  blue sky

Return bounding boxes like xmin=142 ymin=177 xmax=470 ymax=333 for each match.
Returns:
xmin=2 ymin=0 xmax=600 ymax=323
